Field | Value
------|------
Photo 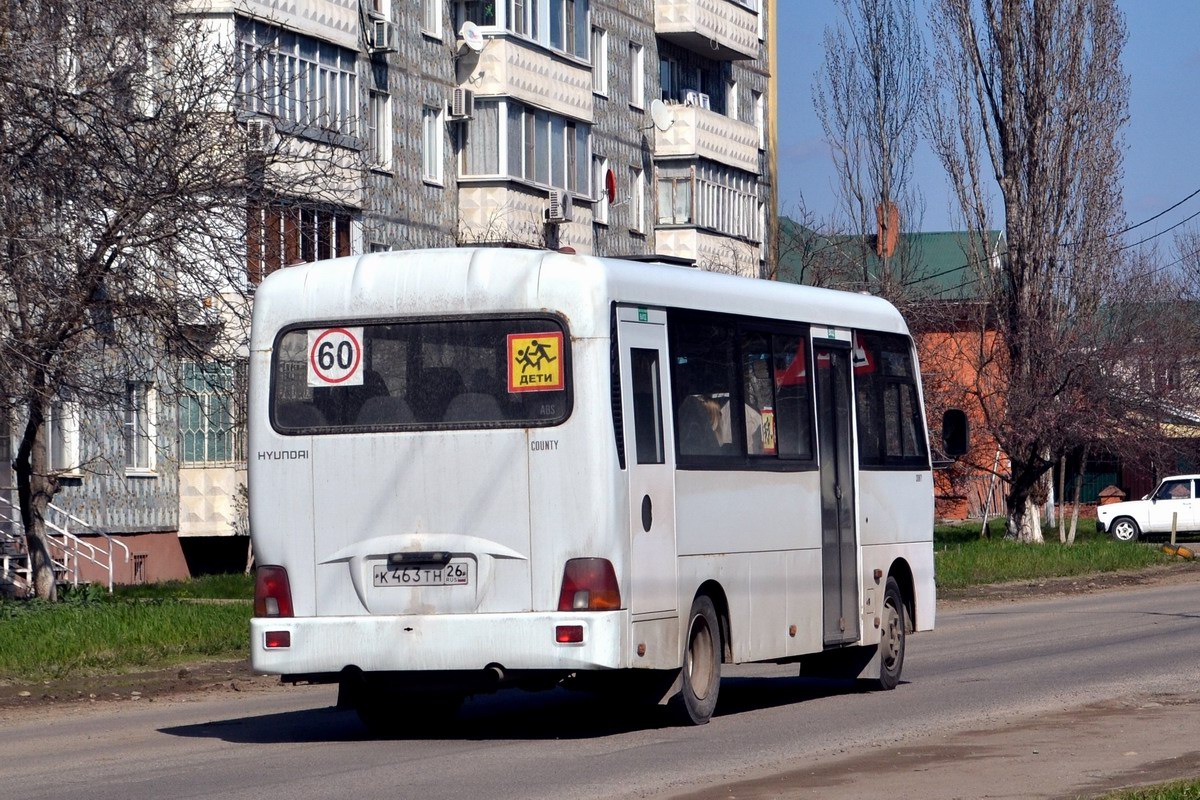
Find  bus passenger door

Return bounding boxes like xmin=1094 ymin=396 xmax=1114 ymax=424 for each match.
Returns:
xmin=814 ymin=336 xmax=860 ymax=646
xmin=617 ymin=307 xmax=678 ymax=617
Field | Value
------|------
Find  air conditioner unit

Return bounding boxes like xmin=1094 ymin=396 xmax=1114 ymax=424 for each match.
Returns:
xmin=245 ymin=118 xmax=275 ymax=153
xmin=449 ymin=87 xmax=475 ymax=120
xmin=545 ymin=189 xmax=573 ymax=224
xmin=697 ymin=92 xmax=711 ymax=110
xmin=684 ymin=90 xmax=701 ymax=107
xmin=369 ymin=19 xmax=397 ymax=53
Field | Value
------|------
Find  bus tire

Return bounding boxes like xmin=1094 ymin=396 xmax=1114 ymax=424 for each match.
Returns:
xmin=676 ymin=594 xmax=722 ymax=725
xmin=877 ymin=577 xmax=906 ymax=691
xmin=354 ymin=679 xmax=463 ymax=738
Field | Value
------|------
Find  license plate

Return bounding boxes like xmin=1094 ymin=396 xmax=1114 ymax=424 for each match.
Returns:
xmin=373 ymin=560 xmax=470 ymax=587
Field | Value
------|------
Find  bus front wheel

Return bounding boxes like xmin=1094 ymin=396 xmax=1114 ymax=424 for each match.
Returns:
xmin=676 ymin=594 xmax=722 ymax=725
xmin=877 ymin=577 xmax=907 ymax=690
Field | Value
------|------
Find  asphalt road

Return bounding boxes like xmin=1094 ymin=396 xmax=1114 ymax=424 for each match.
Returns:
xmin=3 ymin=576 xmax=1199 ymax=800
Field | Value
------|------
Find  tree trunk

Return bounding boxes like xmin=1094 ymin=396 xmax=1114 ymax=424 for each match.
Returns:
xmin=14 ymin=400 xmax=59 ymax=601
xmin=1006 ymin=490 xmax=1045 ymax=543
xmin=1067 ymin=448 xmax=1088 ymax=546
xmin=1057 ymin=455 xmax=1067 ymax=541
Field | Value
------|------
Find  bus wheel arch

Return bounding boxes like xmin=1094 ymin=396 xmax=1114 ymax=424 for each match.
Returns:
xmin=885 ymin=559 xmax=916 ymax=633
xmin=695 ymin=580 xmax=732 ymax=662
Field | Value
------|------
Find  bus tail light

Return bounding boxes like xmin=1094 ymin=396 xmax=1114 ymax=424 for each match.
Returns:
xmin=254 ymin=565 xmax=294 ymax=618
xmin=558 ymin=558 xmax=620 ymax=611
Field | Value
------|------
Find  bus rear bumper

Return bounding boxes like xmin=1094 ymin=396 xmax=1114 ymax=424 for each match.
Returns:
xmin=250 ymin=611 xmax=628 ymax=676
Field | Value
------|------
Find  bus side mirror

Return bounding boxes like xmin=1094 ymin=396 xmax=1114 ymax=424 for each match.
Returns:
xmin=941 ymin=409 xmax=969 ymax=458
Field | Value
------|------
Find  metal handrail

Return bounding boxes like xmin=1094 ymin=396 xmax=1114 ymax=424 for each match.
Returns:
xmin=0 ymin=489 xmax=130 ymax=592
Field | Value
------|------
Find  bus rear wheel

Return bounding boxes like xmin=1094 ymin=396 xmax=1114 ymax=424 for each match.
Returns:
xmin=351 ymin=676 xmax=464 ymax=738
xmin=876 ymin=577 xmax=906 ymax=690
xmin=676 ymin=595 xmax=722 ymax=725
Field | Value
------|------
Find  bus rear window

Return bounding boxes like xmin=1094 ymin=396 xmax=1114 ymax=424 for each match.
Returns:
xmin=271 ymin=317 xmax=570 ymax=432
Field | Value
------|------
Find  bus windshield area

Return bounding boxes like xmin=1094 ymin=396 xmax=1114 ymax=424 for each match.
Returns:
xmin=270 ymin=316 xmax=570 ymax=432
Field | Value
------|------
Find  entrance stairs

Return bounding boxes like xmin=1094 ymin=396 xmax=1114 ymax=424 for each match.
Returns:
xmin=0 ymin=490 xmax=129 ymax=597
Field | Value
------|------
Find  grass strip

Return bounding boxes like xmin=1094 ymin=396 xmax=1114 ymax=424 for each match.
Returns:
xmin=0 ymin=599 xmax=251 ymax=683
xmin=1100 ymin=780 xmax=1200 ymax=799
xmin=934 ymin=536 xmax=1173 ymax=591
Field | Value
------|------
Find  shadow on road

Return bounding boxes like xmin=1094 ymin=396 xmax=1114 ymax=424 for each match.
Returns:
xmin=160 ymin=674 xmax=874 ymax=744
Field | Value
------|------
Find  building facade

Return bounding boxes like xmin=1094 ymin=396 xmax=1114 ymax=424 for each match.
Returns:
xmin=191 ymin=0 xmax=777 ymax=574
xmin=3 ymin=0 xmax=777 ymax=585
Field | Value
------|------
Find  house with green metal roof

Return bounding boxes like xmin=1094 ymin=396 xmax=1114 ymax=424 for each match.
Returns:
xmin=775 ymin=217 xmax=1004 ymax=301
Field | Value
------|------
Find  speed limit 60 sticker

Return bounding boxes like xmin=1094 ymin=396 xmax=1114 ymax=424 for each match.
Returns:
xmin=307 ymin=327 xmax=364 ymax=387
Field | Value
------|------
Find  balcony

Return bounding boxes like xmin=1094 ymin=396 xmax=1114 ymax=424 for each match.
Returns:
xmin=655 ymin=0 xmax=759 ymax=61
xmin=456 ymin=37 xmax=594 ymax=122
xmin=653 ymin=104 xmax=759 ymax=173
xmin=656 ymin=229 xmax=760 ymax=277
xmin=458 ymin=185 xmax=594 ymax=254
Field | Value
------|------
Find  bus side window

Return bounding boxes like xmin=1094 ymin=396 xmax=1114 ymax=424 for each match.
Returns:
xmin=855 ymin=332 xmax=928 ymax=468
xmin=631 ymin=348 xmax=664 ymax=464
xmin=772 ymin=333 xmax=813 ymax=460
xmin=669 ymin=316 xmax=738 ymax=461
xmin=742 ymin=332 xmax=774 ymax=455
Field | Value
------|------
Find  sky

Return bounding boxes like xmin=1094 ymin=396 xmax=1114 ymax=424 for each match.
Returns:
xmin=775 ymin=1 xmax=1200 ymax=240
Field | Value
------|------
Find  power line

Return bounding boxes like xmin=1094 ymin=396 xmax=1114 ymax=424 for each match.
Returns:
xmin=1120 ymin=187 xmax=1200 ymax=235
xmin=1117 ymin=204 xmax=1200 ymax=251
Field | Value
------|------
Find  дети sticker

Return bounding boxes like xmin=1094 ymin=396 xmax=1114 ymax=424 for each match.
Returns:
xmin=507 ymin=332 xmax=564 ymax=393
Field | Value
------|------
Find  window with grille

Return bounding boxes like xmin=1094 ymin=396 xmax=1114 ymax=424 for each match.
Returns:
xmin=132 ymin=554 xmax=148 ymax=584
xmin=181 ymin=362 xmax=245 ymax=465
xmin=246 ymin=198 xmax=354 ymax=283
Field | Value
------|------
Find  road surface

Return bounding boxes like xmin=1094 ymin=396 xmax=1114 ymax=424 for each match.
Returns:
xmin=2 ymin=575 xmax=1199 ymax=800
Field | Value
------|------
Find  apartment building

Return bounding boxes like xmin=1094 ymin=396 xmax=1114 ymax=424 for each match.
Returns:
xmin=179 ymin=0 xmax=776 ymax=571
xmin=2 ymin=0 xmax=776 ymax=586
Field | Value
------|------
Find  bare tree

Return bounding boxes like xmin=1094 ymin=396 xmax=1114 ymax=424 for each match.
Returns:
xmin=924 ymin=0 xmax=1172 ymax=542
xmin=0 ymin=1 xmax=357 ymax=597
xmin=813 ymin=0 xmax=928 ymax=302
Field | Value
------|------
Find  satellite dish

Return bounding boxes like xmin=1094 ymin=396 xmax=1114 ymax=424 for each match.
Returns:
xmin=649 ymin=99 xmax=673 ymax=132
xmin=459 ymin=21 xmax=486 ymax=52
xmin=605 ymin=168 xmax=617 ymax=203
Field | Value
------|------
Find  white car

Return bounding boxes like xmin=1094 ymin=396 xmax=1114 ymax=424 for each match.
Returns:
xmin=1096 ymin=474 xmax=1200 ymax=541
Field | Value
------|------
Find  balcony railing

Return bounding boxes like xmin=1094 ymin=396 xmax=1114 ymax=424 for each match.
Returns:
xmin=456 ymin=37 xmax=594 ymax=122
xmin=656 ymin=229 xmax=761 ymax=277
xmin=457 ymin=185 xmax=595 ymax=254
xmin=655 ymin=0 xmax=760 ymax=61
xmin=653 ymin=103 xmax=760 ymax=173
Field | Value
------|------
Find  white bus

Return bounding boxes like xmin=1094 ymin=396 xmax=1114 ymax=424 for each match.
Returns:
xmin=248 ymin=247 xmax=965 ymax=731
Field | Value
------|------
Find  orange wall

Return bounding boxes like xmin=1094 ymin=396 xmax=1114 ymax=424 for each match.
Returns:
xmin=918 ymin=329 xmax=1008 ymax=520
xmin=64 ymin=531 xmax=191 ymax=586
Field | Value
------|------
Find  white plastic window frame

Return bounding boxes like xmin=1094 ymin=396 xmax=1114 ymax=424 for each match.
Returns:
xmin=46 ymin=400 xmax=82 ymax=477
xmin=423 ymin=104 xmax=445 ymax=185
xmin=423 ymin=0 xmax=443 ymax=39
xmin=629 ymin=42 xmax=645 ymax=110
xmin=124 ymin=382 xmax=157 ymax=476
xmin=630 ymin=166 xmax=645 ymax=234
xmin=369 ymin=91 xmax=393 ymax=171
xmin=591 ymin=27 xmax=608 ymax=96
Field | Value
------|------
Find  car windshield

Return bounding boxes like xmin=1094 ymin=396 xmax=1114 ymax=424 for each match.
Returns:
xmin=271 ymin=316 xmax=570 ymax=433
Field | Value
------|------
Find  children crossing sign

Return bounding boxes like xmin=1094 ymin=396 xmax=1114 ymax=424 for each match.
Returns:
xmin=507 ymin=331 xmax=564 ymax=393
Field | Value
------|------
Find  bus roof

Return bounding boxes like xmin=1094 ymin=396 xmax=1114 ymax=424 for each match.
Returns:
xmin=250 ymin=248 xmax=910 ymax=341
